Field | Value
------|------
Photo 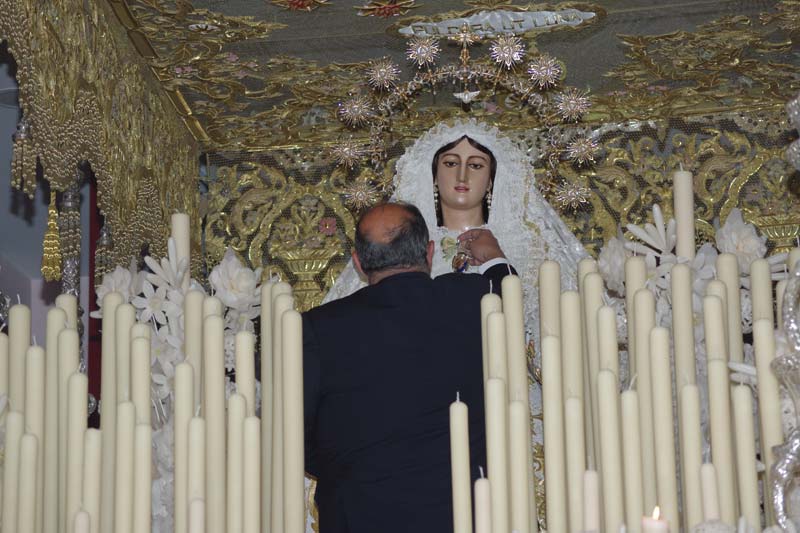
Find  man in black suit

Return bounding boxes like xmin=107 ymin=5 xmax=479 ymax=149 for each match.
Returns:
xmin=303 ymin=202 xmax=514 ymax=533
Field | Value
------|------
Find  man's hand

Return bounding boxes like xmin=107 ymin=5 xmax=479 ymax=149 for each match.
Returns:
xmin=457 ymin=228 xmax=506 ymax=266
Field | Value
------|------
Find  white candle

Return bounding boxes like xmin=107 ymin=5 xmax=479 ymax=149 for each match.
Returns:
xmin=243 ymin=417 xmax=261 ymax=533
xmin=597 ymin=369 xmax=624 ymax=533
xmin=475 ymin=475 xmax=491 ymax=533
xmin=18 ymin=433 xmax=39 ymax=533
xmin=621 ymin=389 xmax=644 ymax=533
xmin=700 ymin=463 xmax=721 ymax=521
xmin=650 ymin=328 xmax=679 ymax=533
xmin=706 ymin=358 xmax=737 ymax=525
xmin=731 ymin=385 xmax=760 ymax=532
xmin=271 ymin=291 xmax=294 ymax=533
xmin=202 ymin=296 xmax=223 ymax=318
xmin=642 ymin=507 xmax=669 ymax=533
xmin=9 ymin=303 xmax=31 ymax=411
xmin=560 ymin=291 xmax=583 ymax=399
xmin=187 ymin=417 xmax=206 ymax=504
xmin=578 ymin=259 xmax=598 ymax=471
xmin=673 ymin=169 xmax=695 ymax=259
xmin=486 ymin=377 xmax=510 ymax=533
xmin=114 ymin=402 xmax=135 ymax=533
xmin=480 ymin=293 xmax=502 ymax=385
xmin=100 ymin=291 xmax=124 ymax=533
xmin=487 ymin=311 xmax=508 ymax=383
xmin=171 ymin=213 xmax=192 ymax=290
xmin=705 ymin=281 xmax=729 ymax=351
xmin=750 ymin=258 xmax=773 ymax=328
xmin=130 ymin=337 xmax=151 ymax=426
xmin=133 ymin=424 xmax=152 ymax=533
xmin=633 ymin=288 xmax=657 ymax=512
xmin=703 ymin=296 xmax=727 ymax=361
xmin=115 ymin=303 xmax=136 ymax=402
xmin=66 ymin=372 xmax=88 ymax=533
xmin=174 ymin=363 xmax=194 ymax=533
xmin=543 ymin=336 xmax=567 ymax=533
xmin=82 ymin=429 xmax=102 ymax=533
xmin=0 ymin=331 xmax=7 ymax=407
xmin=777 ymin=280 xmax=787 ymax=332
xmin=235 ymin=331 xmax=257 ymax=416
xmin=509 ymin=401 xmax=532 ymax=533
xmin=789 ymin=247 xmax=800 ymax=272
xmin=538 ymin=261 xmax=562 ymax=339
xmin=203 ymin=315 xmax=226 ymax=533
xmin=25 ymin=345 xmax=46 ymax=533
xmin=282 ymin=310 xmax=305 ymax=533
xmin=450 ymin=394 xmax=473 ymax=533
xmin=2 ymin=411 xmax=23 ymax=533
xmin=597 ymin=306 xmax=619 ymax=377
xmin=564 ymin=397 xmax=585 ymax=533
xmin=189 ymin=499 xmax=205 ymax=533
xmin=44 ymin=308 xmax=66 ymax=533
xmin=131 ymin=323 xmax=151 ymax=341
xmin=715 ymin=254 xmax=744 ymax=363
xmin=583 ymin=272 xmax=604 ymax=470
xmin=259 ymin=281 xmax=275 ymax=533
xmin=56 ymin=294 xmax=79 ymax=330
xmin=227 ymin=394 xmax=246 ymax=533
xmin=183 ymin=289 xmax=204 ymax=410
xmin=583 ymin=470 xmax=600 ymax=532
xmin=671 ymin=263 xmax=696 ymax=387
xmin=73 ymin=511 xmax=90 ymax=533
xmin=679 ymin=385 xmax=703 ymax=530
xmin=58 ymin=328 xmax=80 ymax=533
xmin=625 ymin=256 xmax=647 ymax=378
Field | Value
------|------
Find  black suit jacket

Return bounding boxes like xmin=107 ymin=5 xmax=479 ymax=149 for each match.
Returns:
xmin=302 ymin=263 xmax=513 ymax=533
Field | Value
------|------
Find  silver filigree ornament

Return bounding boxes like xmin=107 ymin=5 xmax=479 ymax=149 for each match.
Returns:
xmin=367 ymin=59 xmax=401 ymax=91
xmin=489 ymin=34 xmax=525 ymax=69
xmin=555 ymin=87 xmax=591 ymax=122
xmin=554 ymin=182 xmax=591 ymax=211
xmin=566 ymin=137 xmax=600 ymax=166
xmin=337 ymin=96 xmax=375 ymax=128
xmin=342 ymin=180 xmax=382 ymax=211
xmin=527 ymin=55 xmax=563 ymax=90
xmin=330 ymin=139 xmax=365 ymax=169
xmin=406 ymin=37 xmax=440 ymax=68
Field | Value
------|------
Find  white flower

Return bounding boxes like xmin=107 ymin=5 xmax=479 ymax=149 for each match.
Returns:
xmin=131 ymin=280 xmax=181 ymax=325
xmin=144 ymin=238 xmax=189 ymax=291
xmin=624 ymin=204 xmax=676 ymax=257
xmin=91 ymin=266 xmax=133 ymax=318
xmin=715 ymin=208 xmax=766 ymax=274
xmin=598 ymin=236 xmax=630 ymax=295
xmin=208 ymin=249 xmax=263 ymax=311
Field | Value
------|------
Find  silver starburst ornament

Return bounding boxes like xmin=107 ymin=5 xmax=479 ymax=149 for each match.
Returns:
xmin=367 ymin=59 xmax=401 ymax=91
xmin=555 ymin=88 xmax=591 ymax=122
xmin=406 ymin=37 xmax=440 ymax=69
xmin=337 ymin=96 xmax=374 ymax=128
xmin=566 ymin=137 xmax=599 ymax=166
xmin=343 ymin=180 xmax=382 ymax=210
xmin=490 ymin=34 xmax=525 ymax=69
xmin=554 ymin=182 xmax=591 ymax=210
xmin=330 ymin=140 xmax=365 ymax=169
xmin=527 ymin=55 xmax=563 ymax=90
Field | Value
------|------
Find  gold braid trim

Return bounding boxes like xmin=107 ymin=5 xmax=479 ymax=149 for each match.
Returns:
xmin=41 ymin=191 xmax=62 ymax=281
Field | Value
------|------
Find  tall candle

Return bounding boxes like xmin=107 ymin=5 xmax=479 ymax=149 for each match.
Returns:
xmin=706 ymin=359 xmax=737 ymax=525
xmin=259 ymin=281 xmax=275 ymax=533
xmin=282 ymin=310 xmax=305 ymax=533
xmin=578 ymin=259 xmax=598 ymax=470
xmin=174 ymin=363 xmax=194 ymax=533
xmin=25 ymin=345 xmax=46 ymax=533
xmin=679 ymin=385 xmax=703 ymax=530
xmin=56 ymin=294 xmax=78 ymax=331
xmin=486 ymin=377 xmax=510 ymax=533
xmin=650 ymin=328 xmax=679 ymax=532
xmin=235 ymin=331 xmax=257 ymax=416
xmin=597 ymin=369 xmax=624 ymax=533
xmin=9 ymin=303 xmax=31 ymax=411
xmin=133 ymin=424 xmax=152 ymax=533
xmin=633 ymin=288 xmax=657 ymax=512
xmin=131 ymin=323 xmax=151 ymax=341
xmin=538 ymin=261 xmax=562 ymax=339
xmin=625 ymin=256 xmax=647 ymax=378
xmin=189 ymin=499 xmax=205 ymax=533
xmin=203 ymin=296 xmax=223 ymax=318
xmin=543 ymin=336 xmax=567 ymax=533
xmin=564 ymin=397 xmax=585 ymax=533
xmin=204 ymin=315 xmax=227 ymax=533
xmin=73 ymin=511 xmax=90 ymax=533
xmin=2 ymin=411 xmax=24 ymax=533
xmin=673 ymin=168 xmax=695 ymax=259
xmin=227 ymin=394 xmax=246 ymax=533
xmin=777 ymin=280 xmax=787 ymax=332
xmin=789 ymin=247 xmax=800 ymax=272
xmin=114 ymin=402 xmax=136 ymax=533
xmin=18 ymin=433 xmax=39 ymax=533
xmin=509 ymin=400 xmax=531 ymax=533
xmin=560 ymin=291 xmax=583 ymax=399
xmin=480 ymin=293 xmax=502 ymax=385
xmin=583 ymin=470 xmax=600 ymax=532
xmin=705 ymin=281 xmax=729 ymax=351
xmin=700 ymin=463 xmax=721 ymax=521
xmin=271 ymin=291 xmax=294 ymax=533
xmin=474 ymin=475 xmax=491 ymax=533
xmin=183 ymin=289 xmax=204 ymax=410
xmin=243 ymin=417 xmax=261 ymax=533
xmin=82 ymin=429 xmax=102 ymax=533
xmin=703 ymin=296 xmax=727 ymax=361
xmin=731 ymin=385 xmax=760 ymax=532
xmin=487 ymin=312 xmax=509 ymax=382
xmin=583 ymin=272 xmax=604 ymax=471
xmin=171 ymin=213 xmax=191 ymax=290
xmin=671 ymin=263 xmax=696 ymax=387
xmin=115 ymin=303 xmax=136 ymax=402
xmin=642 ymin=507 xmax=669 ymax=533
xmin=715 ymin=254 xmax=744 ymax=362
xmin=750 ymin=258 xmax=773 ymax=328
xmin=598 ymin=306 xmax=619 ymax=378
xmin=100 ymin=291 xmax=123 ymax=533
xmin=44 ymin=308 xmax=66 ymax=533
xmin=130 ymin=337 xmax=151 ymax=426
xmin=66 ymin=372 xmax=88 ymax=533
xmin=450 ymin=395 xmax=473 ymax=533
xmin=58 ymin=328 xmax=80 ymax=533
xmin=0 ymin=331 xmax=7 ymax=406
xmin=187 ymin=417 xmax=206 ymax=503
xmin=621 ymin=389 xmax=644 ymax=533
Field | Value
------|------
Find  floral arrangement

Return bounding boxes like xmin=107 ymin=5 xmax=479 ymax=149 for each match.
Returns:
xmin=92 ymin=243 xmax=266 ymax=533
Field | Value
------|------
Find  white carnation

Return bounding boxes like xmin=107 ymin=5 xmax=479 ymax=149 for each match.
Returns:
xmin=715 ymin=208 xmax=766 ymax=274
xmin=208 ymin=249 xmax=263 ymax=312
xmin=598 ymin=236 xmax=629 ymax=295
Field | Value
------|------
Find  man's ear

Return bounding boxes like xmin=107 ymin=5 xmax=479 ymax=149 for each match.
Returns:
xmin=352 ymin=250 xmax=366 ymax=278
xmin=426 ymin=240 xmax=435 ymax=270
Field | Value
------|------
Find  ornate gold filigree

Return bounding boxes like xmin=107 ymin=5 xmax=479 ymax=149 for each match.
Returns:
xmin=356 ymin=0 xmax=420 ymax=18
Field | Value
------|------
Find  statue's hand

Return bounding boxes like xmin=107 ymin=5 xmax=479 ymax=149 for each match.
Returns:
xmin=457 ymin=228 xmax=506 ymax=266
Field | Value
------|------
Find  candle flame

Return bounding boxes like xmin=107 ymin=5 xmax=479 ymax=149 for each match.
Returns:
xmin=652 ymin=506 xmax=661 ymax=520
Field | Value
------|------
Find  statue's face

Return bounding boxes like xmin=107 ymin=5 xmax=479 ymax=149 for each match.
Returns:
xmin=435 ymin=138 xmax=492 ymax=215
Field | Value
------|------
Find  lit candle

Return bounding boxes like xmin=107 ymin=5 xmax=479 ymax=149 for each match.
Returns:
xmin=543 ymin=336 xmax=566 ymax=533
xmin=183 ymin=289 xmax=204 ymax=410
xmin=450 ymin=393 xmax=473 ymax=533
xmin=564 ymin=397 xmax=585 ymax=533
xmin=598 ymin=306 xmax=619 ymax=378
xmin=243 ymin=417 xmax=261 ymax=533
xmin=44 ymin=308 xmax=66 ymax=533
xmin=9 ymin=303 xmax=31 ymax=411
xmin=66 ymin=372 xmax=88 ymax=533
xmin=82 ymin=429 xmax=102 ymax=533
xmin=58 ymin=328 xmax=80 ymax=533
xmin=583 ymin=272 xmax=604 ymax=471
xmin=204 ymin=315 xmax=227 ymax=533
xmin=642 ymin=506 xmax=669 ymax=533
xmin=731 ymin=385 xmax=760 ymax=532
xmin=679 ymin=385 xmax=703 ymax=530
xmin=2 ymin=412 xmax=24 ymax=533
xmin=486 ymin=377 xmax=510 ymax=533
xmin=706 ymin=358 xmax=737 ymax=525
xmin=130 ymin=337 xmax=151 ymax=426
xmin=538 ymin=261 xmax=562 ymax=339
xmin=671 ymin=263 xmax=696 ymax=387
xmin=282 ymin=310 xmax=305 ymax=533
xmin=171 ymin=213 xmax=192 ymax=290
xmin=673 ymin=168 xmax=695 ymax=259
xmin=481 ymin=293 xmax=502 ymax=385
xmin=56 ymin=293 xmax=78 ymax=330
xmin=597 ymin=369 xmax=624 ymax=533
xmin=271 ymin=290 xmax=294 ymax=533
xmin=227 ymin=394 xmax=246 ymax=533
xmin=114 ymin=402 xmax=135 ymax=533
xmin=174 ymin=363 xmax=194 ymax=533
xmin=259 ymin=281 xmax=275 ymax=533
xmin=133 ymin=424 xmax=152 ymax=533
xmin=18 ymin=433 xmax=39 ymax=533
xmin=750 ymin=258 xmax=773 ymax=328
xmin=700 ymin=463 xmax=721 ymax=521
xmin=621 ymin=389 xmax=644 ymax=533
xmin=583 ymin=470 xmax=600 ymax=532
xmin=187 ymin=417 xmax=206 ymax=504
xmin=474 ymin=472 xmax=491 ymax=533
xmin=25 ymin=345 xmax=45 ymax=533
xmin=100 ymin=291 xmax=124 ymax=533
xmin=235 ymin=331 xmax=257 ymax=416
xmin=634 ymin=288 xmax=657 ymax=512
xmin=715 ymin=254 xmax=744 ymax=363
xmin=115 ymin=303 xmax=136 ymax=402
xmin=625 ymin=256 xmax=647 ymax=378
xmin=189 ymin=499 xmax=205 ymax=533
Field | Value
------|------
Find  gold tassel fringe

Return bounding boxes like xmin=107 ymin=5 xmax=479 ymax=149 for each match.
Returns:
xmin=41 ymin=191 xmax=62 ymax=281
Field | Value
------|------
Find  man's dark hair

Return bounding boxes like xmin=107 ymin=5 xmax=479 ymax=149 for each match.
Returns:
xmin=354 ymin=202 xmax=430 ymax=275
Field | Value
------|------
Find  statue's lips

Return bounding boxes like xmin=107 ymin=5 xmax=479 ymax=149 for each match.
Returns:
xmin=454 ymin=186 xmax=470 ymax=192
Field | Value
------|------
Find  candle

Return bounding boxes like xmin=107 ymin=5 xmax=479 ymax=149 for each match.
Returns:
xmin=18 ymin=433 xmax=39 ymax=533
xmin=650 ymin=328 xmax=679 ymax=532
xmin=706 ymin=359 xmax=737 ymax=525
xmin=700 ymin=463 xmax=721 ymax=521
xmin=583 ymin=272 xmax=604 ymax=471
xmin=283 ymin=310 xmax=305 ymax=533
xmin=183 ymin=289 xmax=204 ymax=410
xmin=115 ymin=303 xmax=136 ymax=402
xmin=538 ymin=261 xmax=562 ymax=339
xmin=731 ymin=385 xmax=760 ymax=531
xmin=44 ymin=308 xmax=66 ymax=533
xmin=474 ymin=475 xmax=491 ymax=533
xmin=174 ymin=363 xmax=194 ymax=533
xmin=543 ymin=336 xmax=567 ymax=533
xmin=133 ymin=424 xmax=152 ymax=533
xmin=633 ymin=288 xmax=657 ymax=512
xmin=58 ymin=328 xmax=80 ymax=533
xmin=259 ymin=281 xmax=275 ymax=533
xmin=789 ymin=247 xmax=800 ymax=272
xmin=2 ymin=412 xmax=23 ymax=533
xmin=131 ymin=337 xmax=151 ymax=426
xmin=750 ymin=258 xmax=773 ymax=328
xmin=777 ymin=280 xmax=787 ymax=332
xmin=25 ymin=345 xmax=46 ymax=533
xmin=621 ymin=390 xmax=644 ymax=533
xmin=66 ymin=372 xmax=88 ymax=533
xmin=671 ymin=263 xmax=696 ymax=387
xmin=202 ymin=296 xmax=223 ymax=318
xmin=703 ymin=296 xmax=727 ymax=362
xmin=583 ymin=470 xmax=600 ymax=532
xmin=9 ymin=303 xmax=31 ymax=411
xmin=131 ymin=323 xmax=151 ymax=341
xmin=715 ymin=254 xmax=744 ymax=363
xmin=705 ymin=281 xmax=729 ymax=352
xmin=598 ymin=306 xmax=619 ymax=377
xmin=187 ymin=417 xmax=206 ymax=504
xmin=679 ymin=385 xmax=703 ymax=530
xmin=56 ymin=293 xmax=78 ymax=330
xmin=243 ymin=417 xmax=261 ymax=533
xmin=578 ymin=259 xmax=598 ymax=470
xmin=597 ymin=369 xmax=624 ymax=533
xmin=486 ymin=377 xmax=510 ymax=533
xmin=481 ymin=293 xmax=502 ymax=385
xmin=564 ymin=397 xmax=585 ymax=533
xmin=171 ymin=213 xmax=191 ymax=290
xmin=509 ymin=401 xmax=532 ymax=533
xmin=560 ymin=291 xmax=583 ymax=399
xmin=753 ymin=318 xmax=783 ymax=525
xmin=625 ymin=256 xmax=647 ymax=378
xmin=673 ymin=168 xmax=695 ymax=259
xmin=0 ymin=331 xmax=7 ymax=407
xmin=204 ymin=315 xmax=227 ymax=533
xmin=114 ymin=402 xmax=136 ymax=533
xmin=73 ymin=511 xmax=90 ymax=533
xmin=271 ymin=291 xmax=294 ymax=533
xmin=487 ymin=312 xmax=508 ymax=383
xmin=100 ymin=291 xmax=124 ymax=533
xmin=642 ymin=507 xmax=669 ymax=533
xmin=227 ymin=394 xmax=246 ymax=533
xmin=189 ymin=499 xmax=205 ymax=533
xmin=235 ymin=331 xmax=257 ymax=416
xmin=82 ymin=429 xmax=102 ymax=533
xmin=450 ymin=394 xmax=473 ymax=533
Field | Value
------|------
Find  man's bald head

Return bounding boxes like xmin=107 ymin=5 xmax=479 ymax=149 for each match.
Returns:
xmin=353 ymin=202 xmax=431 ymax=281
